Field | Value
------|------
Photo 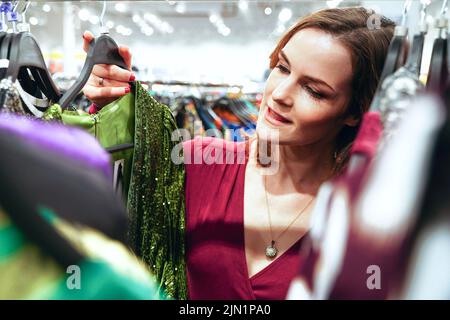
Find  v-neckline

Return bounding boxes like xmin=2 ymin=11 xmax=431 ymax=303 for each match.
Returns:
xmin=239 ymin=157 xmax=306 ymax=286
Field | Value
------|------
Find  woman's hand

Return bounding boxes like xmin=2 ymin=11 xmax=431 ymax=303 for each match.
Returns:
xmin=81 ymin=31 xmax=135 ymax=108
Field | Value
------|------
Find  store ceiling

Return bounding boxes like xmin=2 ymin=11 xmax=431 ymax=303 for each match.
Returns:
xmin=22 ymin=0 xmax=409 ymax=47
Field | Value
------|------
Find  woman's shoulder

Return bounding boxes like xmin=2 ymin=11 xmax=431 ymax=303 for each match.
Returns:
xmin=182 ymin=136 xmax=248 ymax=167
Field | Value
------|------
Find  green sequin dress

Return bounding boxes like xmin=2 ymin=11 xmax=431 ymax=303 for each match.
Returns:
xmin=43 ymin=82 xmax=187 ymax=299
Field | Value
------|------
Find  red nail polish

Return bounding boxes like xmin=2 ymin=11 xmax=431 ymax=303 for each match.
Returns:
xmin=125 ymin=87 xmax=131 ymax=94
xmin=129 ymin=74 xmax=136 ymax=82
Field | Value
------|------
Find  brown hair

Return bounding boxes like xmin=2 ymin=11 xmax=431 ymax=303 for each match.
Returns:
xmin=265 ymin=7 xmax=395 ymax=174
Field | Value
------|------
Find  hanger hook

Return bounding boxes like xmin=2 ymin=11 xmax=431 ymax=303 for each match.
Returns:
xmin=401 ymin=0 xmax=413 ymax=26
xmin=440 ymin=0 xmax=448 ymax=16
xmin=100 ymin=0 xmax=107 ymax=28
xmin=22 ymin=1 xmax=31 ymax=16
xmin=420 ymin=0 xmax=430 ymax=26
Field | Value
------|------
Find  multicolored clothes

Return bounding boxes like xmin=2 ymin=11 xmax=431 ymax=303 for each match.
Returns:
xmin=0 ymin=208 xmax=163 ymax=300
xmin=0 ymin=123 xmax=162 ymax=300
xmin=43 ymin=82 xmax=187 ymax=299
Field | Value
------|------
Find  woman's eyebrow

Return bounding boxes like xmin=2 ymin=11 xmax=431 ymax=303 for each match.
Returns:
xmin=302 ymin=75 xmax=336 ymax=93
xmin=279 ymin=50 xmax=290 ymax=66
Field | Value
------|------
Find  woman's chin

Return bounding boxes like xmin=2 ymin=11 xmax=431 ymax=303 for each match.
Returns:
xmin=256 ymin=122 xmax=282 ymax=144
xmin=257 ymin=123 xmax=303 ymax=146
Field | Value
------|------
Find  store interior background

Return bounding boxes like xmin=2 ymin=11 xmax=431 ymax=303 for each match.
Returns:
xmin=24 ymin=0 xmax=440 ymax=95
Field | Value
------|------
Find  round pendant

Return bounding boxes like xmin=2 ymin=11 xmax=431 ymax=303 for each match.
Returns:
xmin=265 ymin=243 xmax=278 ymax=258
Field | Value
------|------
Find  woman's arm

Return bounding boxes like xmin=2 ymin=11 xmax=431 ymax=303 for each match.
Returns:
xmin=81 ymin=31 xmax=135 ymax=108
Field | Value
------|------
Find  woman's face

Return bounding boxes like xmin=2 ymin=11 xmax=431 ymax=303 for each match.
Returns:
xmin=257 ymin=28 xmax=357 ymax=146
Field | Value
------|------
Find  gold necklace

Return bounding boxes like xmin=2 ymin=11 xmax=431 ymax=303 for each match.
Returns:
xmin=263 ymin=175 xmax=315 ymax=259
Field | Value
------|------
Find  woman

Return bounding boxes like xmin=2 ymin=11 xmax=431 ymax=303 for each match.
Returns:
xmin=82 ymin=7 xmax=395 ymax=299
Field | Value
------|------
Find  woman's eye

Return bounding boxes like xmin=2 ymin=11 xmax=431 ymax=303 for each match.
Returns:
xmin=276 ymin=64 xmax=290 ymax=74
xmin=305 ymin=86 xmax=325 ymax=100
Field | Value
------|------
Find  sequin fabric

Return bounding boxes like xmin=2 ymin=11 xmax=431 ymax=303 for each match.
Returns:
xmin=42 ymin=83 xmax=187 ymax=300
xmin=0 ymin=79 xmax=26 ymax=115
xmin=127 ymin=82 xmax=186 ymax=300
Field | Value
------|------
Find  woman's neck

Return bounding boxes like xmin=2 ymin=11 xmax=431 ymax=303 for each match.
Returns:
xmin=251 ymin=139 xmax=335 ymax=195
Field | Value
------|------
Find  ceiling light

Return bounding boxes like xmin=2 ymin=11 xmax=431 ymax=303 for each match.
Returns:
xmin=238 ymin=1 xmax=248 ymax=11
xmin=78 ymin=9 xmax=90 ymax=22
xmin=106 ymin=20 xmax=114 ymax=29
xmin=123 ymin=28 xmax=133 ymax=36
xmin=89 ymin=16 xmax=99 ymax=25
xmin=133 ymin=14 xmax=141 ymax=23
xmin=29 ymin=17 xmax=38 ymax=25
xmin=426 ymin=15 xmax=434 ymax=25
xmin=326 ymin=0 xmax=342 ymax=8
xmin=276 ymin=24 xmax=286 ymax=34
xmin=116 ymin=25 xmax=125 ymax=33
xmin=222 ymin=27 xmax=231 ymax=36
xmin=264 ymin=7 xmax=272 ymax=15
xmin=175 ymin=2 xmax=186 ymax=14
xmin=115 ymin=3 xmax=127 ymax=13
xmin=209 ymin=14 xmax=219 ymax=23
xmin=42 ymin=4 xmax=51 ymax=13
xmin=278 ymin=8 xmax=292 ymax=22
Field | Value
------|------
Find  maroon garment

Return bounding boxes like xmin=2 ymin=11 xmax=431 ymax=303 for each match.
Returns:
xmin=350 ymin=111 xmax=383 ymax=158
xmin=184 ymin=137 xmax=307 ymax=300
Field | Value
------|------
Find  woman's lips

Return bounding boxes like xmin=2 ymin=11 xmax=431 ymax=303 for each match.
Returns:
xmin=265 ymin=106 xmax=292 ymax=126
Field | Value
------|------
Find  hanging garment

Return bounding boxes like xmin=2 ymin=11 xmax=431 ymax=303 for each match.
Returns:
xmin=174 ymin=99 xmax=205 ymax=138
xmin=0 ymin=120 xmax=127 ymax=244
xmin=0 ymin=129 xmax=162 ymax=300
xmin=184 ymin=137 xmax=311 ymax=300
xmin=288 ymin=95 xmax=445 ymax=299
xmin=0 ymin=78 xmax=26 ymax=115
xmin=43 ymin=92 xmax=135 ymax=201
xmin=400 ymin=92 xmax=450 ymax=299
xmin=43 ymin=82 xmax=187 ymax=300
xmin=378 ymin=65 xmax=425 ymax=146
xmin=0 ymin=113 xmax=112 ymax=180
xmin=0 ymin=209 xmax=164 ymax=300
xmin=350 ymin=111 xmax=383 ymax=160
xmin=400 ymin=216 xmax=450 ymax=299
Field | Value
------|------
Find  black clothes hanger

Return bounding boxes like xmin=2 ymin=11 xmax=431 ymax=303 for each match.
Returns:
xmin=376 ymin=1 xmax=413 ymax=90
xmin=405 ymin=0 xmax=429 ymax=75
xmin=378 ymin=28 xmax=408 ymax=86
xmin=105 ymin=143 xmax=134 ymax=154
xmin=427 ymin=37 xmax=448 ymax=92
xmin=59 ymin=33 xmax=128 ymax=109
xmin=59 ymin=1 xmax=129 ymax=109
xmin=6 ymin=32 xmax=61 ymax=102
xmin=405 ymin=32 xmax=426 ymax=74
xmin=427 ymin=0 xmax=448 ymax=92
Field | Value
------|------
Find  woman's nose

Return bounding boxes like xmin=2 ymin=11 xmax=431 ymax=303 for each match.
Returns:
xmin=271 ymin=79 xmax=294 ymax=108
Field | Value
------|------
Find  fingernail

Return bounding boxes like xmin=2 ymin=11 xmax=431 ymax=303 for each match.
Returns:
xmin=129 ymin=73 xmax=136 ymax=82
xmin=125 ymin=87 xmax=131 ymax=94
